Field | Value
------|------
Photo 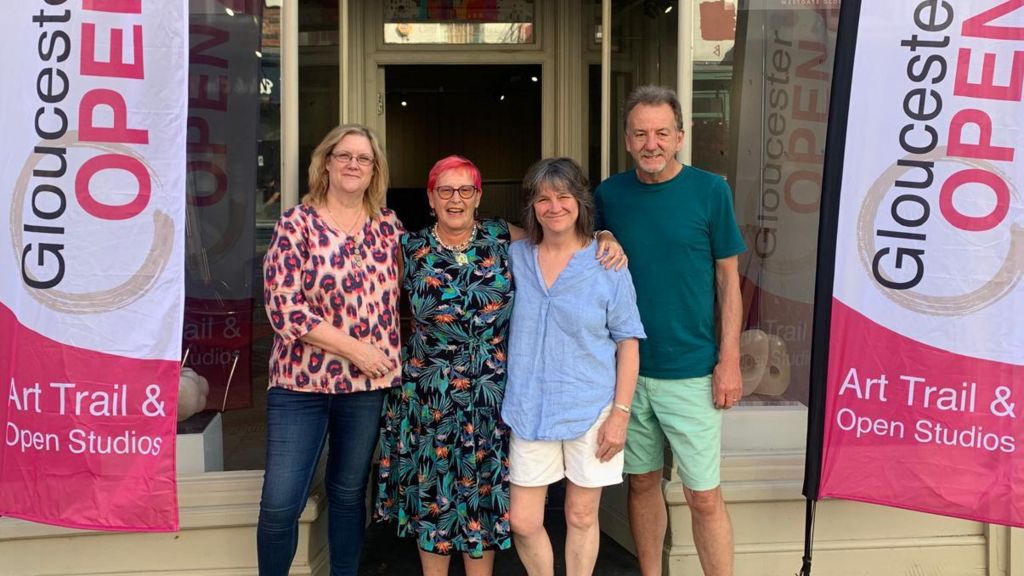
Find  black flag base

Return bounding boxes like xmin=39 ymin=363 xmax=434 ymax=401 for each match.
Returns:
xmin=797 ymin=499 xmax=817 ymax=576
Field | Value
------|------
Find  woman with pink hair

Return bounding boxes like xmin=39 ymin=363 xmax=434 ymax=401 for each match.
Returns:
xmin=375 ymin=156 xmax=625 ymax=575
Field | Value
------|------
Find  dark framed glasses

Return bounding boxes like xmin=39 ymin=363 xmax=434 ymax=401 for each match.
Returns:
xmin=434 ymin=185 xmax=478 ymax=199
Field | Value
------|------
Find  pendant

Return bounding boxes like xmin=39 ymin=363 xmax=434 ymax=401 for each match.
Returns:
xmin=454 ymin=252 xmax=469 ymax=266
xmin=347 ymin=239 xmax=363 ymax=267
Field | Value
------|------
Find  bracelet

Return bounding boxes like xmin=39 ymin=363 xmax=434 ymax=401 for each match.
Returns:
xmin=613 ymin=402 xmax=632 ymax=414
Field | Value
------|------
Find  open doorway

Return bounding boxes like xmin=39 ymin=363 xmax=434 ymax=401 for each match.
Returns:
xmin=382 ymin=64 xmax=542 ymax=234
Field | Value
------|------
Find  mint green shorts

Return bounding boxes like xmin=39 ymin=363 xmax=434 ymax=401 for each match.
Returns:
xmin=623 ymin=375 xmax=722 ymax=491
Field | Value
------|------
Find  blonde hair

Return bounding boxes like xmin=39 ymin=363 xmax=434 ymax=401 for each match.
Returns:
xmin=303 ymin=124 xmax=390 ymax=216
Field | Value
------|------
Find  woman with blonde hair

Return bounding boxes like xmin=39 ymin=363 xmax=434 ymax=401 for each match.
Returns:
xmin=259 ymin=124 xmax=404 ymax=576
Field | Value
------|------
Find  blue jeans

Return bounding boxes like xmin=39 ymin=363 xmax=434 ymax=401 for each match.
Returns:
xmin=257 ymin=387 xmax=385 ymax=576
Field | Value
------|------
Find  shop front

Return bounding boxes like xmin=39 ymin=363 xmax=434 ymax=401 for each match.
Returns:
xmin=1 ymin=1 xmax=1016 ymax=575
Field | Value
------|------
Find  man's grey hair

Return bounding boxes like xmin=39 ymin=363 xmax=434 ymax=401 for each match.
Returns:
xmin=623 ymin=85 xmax=685 ymax=132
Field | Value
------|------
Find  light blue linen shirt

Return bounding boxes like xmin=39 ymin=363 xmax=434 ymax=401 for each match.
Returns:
xmin=502 ymin=239 xmax=645 ymax=441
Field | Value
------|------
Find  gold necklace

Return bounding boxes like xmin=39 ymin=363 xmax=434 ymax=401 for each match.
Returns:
xmin=327 ymin=205 xmax=365 ymax=237
xmin=432 ymin=222 xmax=477 ymax=266
xmin=326 ymin=205 xmax=366 ymax=266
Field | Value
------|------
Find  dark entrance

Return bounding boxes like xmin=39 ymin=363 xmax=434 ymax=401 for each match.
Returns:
xmin=383 ymin=64 xmax=542 ymax=233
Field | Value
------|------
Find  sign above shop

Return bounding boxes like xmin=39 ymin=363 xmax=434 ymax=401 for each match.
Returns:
xmin=385 ymin=0 xmax=535 ymax=23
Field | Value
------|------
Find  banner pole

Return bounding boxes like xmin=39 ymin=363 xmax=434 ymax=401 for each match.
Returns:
xmin=800 ymin=0 xmax=862 ymax=571
xmin=799 ymin=499 xmax=816 ymax=576
xmin=802 ymin=0 xmax=861 ymax=498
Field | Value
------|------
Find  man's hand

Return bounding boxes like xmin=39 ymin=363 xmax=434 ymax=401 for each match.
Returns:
xmin=595 ymin=230 xmax=629 ymax=270
xmin=713 ymin=255 xmax=743 ymax=409
xmin=713 ymin=358 xmax=742 ymax=409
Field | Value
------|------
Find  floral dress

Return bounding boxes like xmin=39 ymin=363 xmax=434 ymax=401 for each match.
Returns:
xmin=375 ymin=219 xmax=514 ymax=557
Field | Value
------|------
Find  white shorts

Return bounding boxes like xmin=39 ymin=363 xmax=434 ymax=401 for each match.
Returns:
xmin=509 ymin=406 xmax=624 ymax=488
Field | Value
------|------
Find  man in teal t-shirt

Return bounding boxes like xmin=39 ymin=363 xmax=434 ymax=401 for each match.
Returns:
xmin=595 ymin=85 xmax=745 ymax=576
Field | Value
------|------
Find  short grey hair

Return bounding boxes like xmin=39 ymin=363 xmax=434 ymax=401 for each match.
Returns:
xmin=521 ymin=157 xmax=595 ymax=245
xmin=623 ymin=85 xmax=684 ymax=132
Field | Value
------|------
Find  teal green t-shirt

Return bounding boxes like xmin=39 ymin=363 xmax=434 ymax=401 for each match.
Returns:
xmin=595 ymin=166 xmax=746 ymax=379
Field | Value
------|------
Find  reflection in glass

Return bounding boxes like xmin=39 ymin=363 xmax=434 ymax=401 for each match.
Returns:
xmin=384 ymin=0 xmax=535 ymax=45
xmin=257 ymin=10 xmax=281 ymax=222
xmin=183 ymin=0 xmax=285 ymax=472
xmin=691 ymin=67 xmax=731 ymax=177
xmin=384 ymin=22 xmax=533 ymax=44
xmin=726 ymin=2 xmax=841 ymax=407
xmin=298 ymin=0 xmax=339 ymax=200
xmin=385 ymin=0 xmax=534 ymax=22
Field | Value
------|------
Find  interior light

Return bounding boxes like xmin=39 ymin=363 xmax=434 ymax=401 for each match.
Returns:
xmin=665 ymin=5 xmax=673 ymax=13
xmin=401 ymin=100 xmax=408 ymax=107
xmin=255 ymin=50 xmax=263 ymax=58
xmin=531 ymin=76 xmax=538 ymax=82
xmin=500 ymin=94 xmax=506 ymax=101
xmin=225 ymin=7 xmax=235 ymax=16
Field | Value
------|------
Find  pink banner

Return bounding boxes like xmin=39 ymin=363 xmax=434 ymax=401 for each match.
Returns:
xmin=819 ymin=301 xmax=1024 ymax=524
xmin=0 ymin=1 xmax=187 ymax=530
xmin=0 ymin=304 xmax=179 ymax=531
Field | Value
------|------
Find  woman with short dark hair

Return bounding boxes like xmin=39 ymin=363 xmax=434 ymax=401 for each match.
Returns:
xmin=504 ymin=157 xmax=645 ymax=576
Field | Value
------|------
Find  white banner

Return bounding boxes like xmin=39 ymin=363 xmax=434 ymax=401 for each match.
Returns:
xmin=817 ymin=0 xmax=1024 ymax=527
xmin=832 ymin=0 xmax=1022 ymax=362
xmin=1 ymin=0 xmax=187 ymax=531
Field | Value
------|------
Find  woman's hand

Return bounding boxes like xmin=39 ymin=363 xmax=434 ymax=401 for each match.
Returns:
xmin=596 ymin=409 xmax=630 ymax=463
xmin=349 ymin=341 xmax=397 ymax=379
xmin=595 ymin=230 xmax=628 ymax=270
xmin=301 ymin=324 xmax=397 ymax=379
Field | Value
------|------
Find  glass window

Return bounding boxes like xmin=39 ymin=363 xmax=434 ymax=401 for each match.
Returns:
xmin=384 ymin=0 xmax=535 ymax=45
xmin=692 ymin=0 xmax=735 ymax=178
xmin=298 ymin=0 xmax=340 ymax=198
xmin=183 ymin=0 xmax=283 ymax=471
xmin=588 ymin=0 xmax=678 ymax=179
xmin=704 ymin=1 xmax=841 ymax=409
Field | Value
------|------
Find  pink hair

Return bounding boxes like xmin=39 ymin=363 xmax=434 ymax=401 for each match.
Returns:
xmin=426 ymin=155 xmax=482 ymax=192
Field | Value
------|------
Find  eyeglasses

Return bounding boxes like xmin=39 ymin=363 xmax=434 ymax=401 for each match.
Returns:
xmin=330 ymin=152 xmax=374 ymax=167
xmin=434 ymin=185 xmax=478 ymax=200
